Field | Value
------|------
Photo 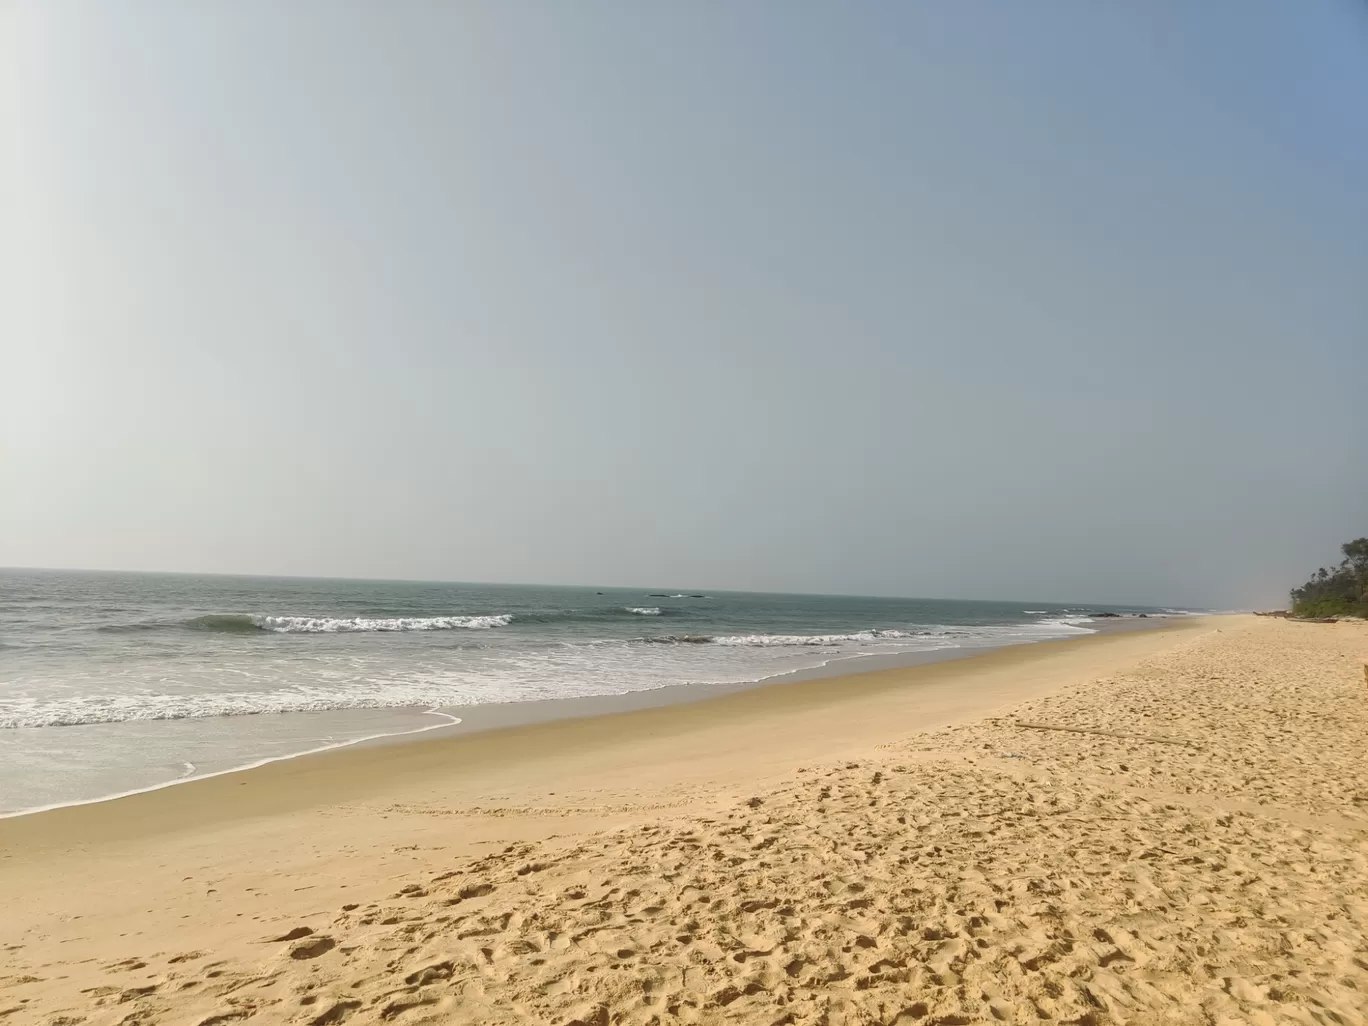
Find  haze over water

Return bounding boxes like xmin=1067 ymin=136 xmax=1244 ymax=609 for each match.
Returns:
xmin=5 ymin=4 xmax=1365 ymax=613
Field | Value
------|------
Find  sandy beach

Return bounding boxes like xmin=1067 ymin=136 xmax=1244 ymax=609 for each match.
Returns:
xmin=3 ymin=614 xmax=1366 ymax=1025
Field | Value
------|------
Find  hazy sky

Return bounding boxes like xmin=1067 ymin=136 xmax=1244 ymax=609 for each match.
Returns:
xmin=4 ymin=2 xmax=1366 ymax=608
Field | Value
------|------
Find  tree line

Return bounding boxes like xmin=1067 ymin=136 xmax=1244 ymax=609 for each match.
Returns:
xmin=1290 ymin=537 xmax=1368 ymax=617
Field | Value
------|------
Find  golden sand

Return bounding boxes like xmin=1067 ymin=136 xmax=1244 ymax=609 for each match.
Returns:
xmin=3 ymin=616 xmax=1366 ymax=1025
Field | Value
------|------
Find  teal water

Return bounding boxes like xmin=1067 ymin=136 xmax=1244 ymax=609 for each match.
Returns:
xmin=0 ymin=570 xmax=1184 ymax=814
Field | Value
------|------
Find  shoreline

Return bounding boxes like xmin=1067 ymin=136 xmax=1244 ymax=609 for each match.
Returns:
xmin=0 ymin=614 xmax=1211 ymax=851
xmin=0 ymin=614 xmax=1179 ymax=824
xmin=13 ymin=614 xmax=1363 ymax=1025
xmin=0 ymin=709 xmax=466 ymax=823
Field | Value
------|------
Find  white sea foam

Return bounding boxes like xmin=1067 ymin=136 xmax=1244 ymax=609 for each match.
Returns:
xmin=0 ymin=617 xmax=1097 ymax=731
xmin=0 ymin=681 xmax=478 ymax=728
xmin=711 ymin=629 xmax=918 ymax=647
xmin=626 ymin=607 xmax=662 ymax=616
xmin=255 ymin=614 xmax=513 ymax=632
xmin=1023 ymin=609 xmax=1048 ymax=613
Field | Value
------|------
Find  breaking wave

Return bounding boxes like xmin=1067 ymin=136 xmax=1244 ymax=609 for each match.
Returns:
xmin=625 ymin=607 xmax=662 ymax=616
xmin=1034 ymin=617 xmax=1094 ymax=629
xmin=186 ymin=613 xmax=514 ymax=633
xmin=0 ymin=689 xmax=469 ymax=730
xmin=639 ymin=629 xmax=921 ymax=647
xmin=712 ymin=629 xmax=919 ymax=647
xmin=184 ymin=614 xmax=268 ymax=633
xmin=1 ymin=617 xmax=1102 ymax=730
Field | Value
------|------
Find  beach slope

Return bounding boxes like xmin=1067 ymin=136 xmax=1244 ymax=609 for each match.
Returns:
xmin=3 ymin=615 xmax=1366 ymax=1024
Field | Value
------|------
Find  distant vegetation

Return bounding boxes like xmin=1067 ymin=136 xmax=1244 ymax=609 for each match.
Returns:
xmin=1290 ymin=538 xmax=1368 ymax=617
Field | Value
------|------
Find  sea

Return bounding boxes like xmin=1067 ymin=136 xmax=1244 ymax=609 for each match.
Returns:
xmin=0 ymin=569 xmax=1189 ymax=816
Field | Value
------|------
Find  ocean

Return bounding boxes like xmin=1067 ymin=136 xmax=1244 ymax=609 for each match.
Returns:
xmin=0 ymin=569 xmax=1185 ymax=816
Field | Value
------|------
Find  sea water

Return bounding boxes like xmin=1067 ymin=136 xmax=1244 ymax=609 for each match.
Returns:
xmin=0 ymin=569 xmax=1186 ymax=815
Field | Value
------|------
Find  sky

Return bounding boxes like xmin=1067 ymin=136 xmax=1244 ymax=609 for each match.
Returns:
xmin=3 ymin=1 xmax=1366 ymax=609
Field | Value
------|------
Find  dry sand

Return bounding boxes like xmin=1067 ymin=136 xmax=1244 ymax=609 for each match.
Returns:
xmin=2 ymin=615 xmax=1366 ymax=1025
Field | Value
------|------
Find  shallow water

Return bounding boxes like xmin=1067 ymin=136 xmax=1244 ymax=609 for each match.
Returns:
xmin=0 ymin=569 xmax=1185 ymax=814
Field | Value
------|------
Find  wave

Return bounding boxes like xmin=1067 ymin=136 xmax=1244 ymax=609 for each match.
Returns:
xmin=184 ymin=613 xmax=514 ymax=633
xmin=1034 ymin=617 xmax=1094 ymax=628
xmin=0 ymin=631 xmax=911 ymax=727
xmin=185 ymin=614 xmax=268 ymax=633
xmin=98 ymin=620 xmax=185 ymax=634
xmin=636 ymin=621 xmax=1097 ymax=647
xmin=712 ymin=629 xmax=919 ymax=647
xmin=146 ymin=606 xmax=707 ymax=634
xmin=638 ymin=628 xmax=922 ymax=647
xmin=96 ymin=601 xmax=727 ymax=637
xmin=0 ymin=616 xmax=1103 ymax=730
xmin=262 ymin=614 xmax=513 ymax=633
xmin=0 ymin=686 xmax=469 ymax=729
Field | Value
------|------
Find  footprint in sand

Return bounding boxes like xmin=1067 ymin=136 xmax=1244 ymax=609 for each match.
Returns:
xmin=308 ymin=999 xmax=360 ymax=1025
xmin=266 ymin=926 xmax=314 ymax=942
xmin=381 ymin=996 xmax=439 ymax=1019
xmin=196 ymin=1012 xmax=249 ymax=1026
xmin=404 ymin=961 xmax=454 ymax=986
xmin=104 ymin=959 xmax=147 ymax=972
xmin=289 ymin=936 xmax=337 ymax=960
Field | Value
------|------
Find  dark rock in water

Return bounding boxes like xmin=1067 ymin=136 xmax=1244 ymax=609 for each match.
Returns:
xmin=648 ymin=593 xmax=669 ymax=598
xmin=1089 ymin=612 xmax=1121 ymax=618
xmin=596 ymin=592 xmax=604 ymax=595
xmin=1137 ymin=613 xmax=1148 ymax=618
xmin=689 ymin=594 xmax=706 ymax=598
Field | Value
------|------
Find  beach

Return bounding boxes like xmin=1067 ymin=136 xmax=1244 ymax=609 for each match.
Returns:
xmin=1 ymin=572 xmax=1162 ymax=817
xmin=3 ymin=614 xmax=1366 ymax=1025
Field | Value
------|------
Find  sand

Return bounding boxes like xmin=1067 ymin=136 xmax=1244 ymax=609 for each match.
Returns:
xmin=3 ymin=615 xmax=1366 ymax=1025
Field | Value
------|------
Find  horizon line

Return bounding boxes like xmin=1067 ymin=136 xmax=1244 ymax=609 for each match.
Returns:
xmin=0 ymin=563 xmax=1201 ymax=611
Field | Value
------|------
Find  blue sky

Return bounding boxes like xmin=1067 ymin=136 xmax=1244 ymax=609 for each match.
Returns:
xmin=4 ymin=1 xmax=1366 ymax=607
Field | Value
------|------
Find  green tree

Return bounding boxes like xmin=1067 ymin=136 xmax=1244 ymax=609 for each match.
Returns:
xmin=1290 ymin=537 xmax=1368 ymax=617
xmin=1343 ymin=538 xmax=1368 ymax=574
